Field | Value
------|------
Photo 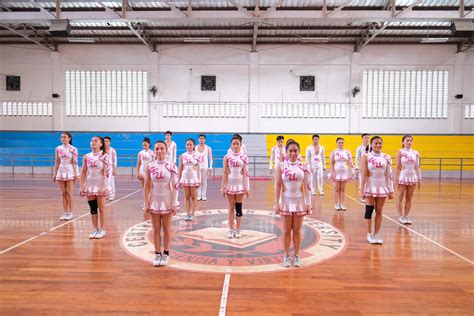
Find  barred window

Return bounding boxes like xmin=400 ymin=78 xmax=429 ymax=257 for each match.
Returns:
xmin=65 ymin=70 xmax=148 ymax=117
xmin=363 ymin=70 xmax=448 ymax=119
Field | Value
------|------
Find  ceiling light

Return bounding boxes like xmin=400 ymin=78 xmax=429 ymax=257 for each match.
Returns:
xmin=299 ymin=37 xmax=329 ymax=43
xmin=67 ymin=37 xmax=96 ymax=43
xmin=420 ymin=37 xmax=449 ymax=43
xmin=183 ymin=37 xmax=211 ymax=43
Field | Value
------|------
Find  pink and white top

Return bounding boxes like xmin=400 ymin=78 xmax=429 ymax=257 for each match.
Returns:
xmin=147 ymin=159 xmax=179 ymax=214
xmin=305 ymin=144 xmax=325 ymax=169
xmin=165 ymin=141 xmax=177 ymax=164
xmin=108 ymin=147 xmax=118 ymax=169
xmin=330 ymin=149 xmax=354 ymax=182
xmin=196 ymin=144 xmax=213 ymax=169
xmin=364 ymin=151 xmax=394 ymax=197
xmin=179 ymin=151 xmax=201 ymax=186
xmin=55 ymin=144 xmax=79 ymax=181
xmin=138 ymin=149 xmax=155 ymax=178
xmin=224 ymin=151 xmax=250 ymax=194
xmin=279 ymin=160 xmax=312 ymax=216
xmin=398 ymin=148 xmax=421 ymax=185
xmin=82 ymin=151 xmax=111 ymax=196
xmin=269 ymin=145 xmax=286 ymax=170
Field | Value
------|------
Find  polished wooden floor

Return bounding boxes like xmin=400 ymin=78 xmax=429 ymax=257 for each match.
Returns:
xmin=0 ymin=174 xmax=473 ymax=315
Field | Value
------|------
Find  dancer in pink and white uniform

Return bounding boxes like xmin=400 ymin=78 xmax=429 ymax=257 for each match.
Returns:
xmin=53 ymin=132 xmax=79 ymax=221
xmin=80 ymin=136 xmax=111 ymax=239
xmin=305 ymin=134 xmax=326 ymax=196
xmin=274 ymin=140 xmax=312 ymax=268
xmin=196 ymin=134 xmax=213 ymax=201
xmin=360 ymin=136 xmax=394 ymax=245
xmin=269 ymin=135 xmax=285 ymax=176
xmin=165 ymin=131 xmax=177 ymax=165
xmin=144 ymin=141 xmax=179 ymax=267
xmin=355 ymin=133 xmax=371 ymax=203
xmin=104 ymin=136 xmax=117 ymax=201
xmin=178 ymin=139 xmax=201 ymax=221
xmin=329 ymin=138 xmax=355 ymax=211
xmin=396 ymin=135 xmax=421 ymax=225
xmin=136 ymin=137 xmax=154 ymax=191
xmin=221 ymin=135 xmax=250 ymax=239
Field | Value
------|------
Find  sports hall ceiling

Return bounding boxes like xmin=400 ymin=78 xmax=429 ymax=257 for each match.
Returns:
xmin=0 ymin=0 xmax=472 ymax=52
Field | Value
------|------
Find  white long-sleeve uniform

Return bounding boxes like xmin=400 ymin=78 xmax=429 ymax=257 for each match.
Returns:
xmin=224 ymin=151 xmax=250 ymax=194
xmin=305 ymin=144 xmax=325 ymax=194
xmin=196 ymin=144 xmax=213 ymax=199
xmin=82 ymin=152 xmax=111 ymax=197
xmin=146 ymin=159 xmax=179 ymax=214
xmin=107 ymin=147 xmax=117 ymax=199
xmin=165 ymin=141 xmax=177 ymax=165
xmin=398 ymin=148 xmax=421 ymax=185
xmin=138 ymin=149 xmax=155 ymax=178
xmin=278 ymin=160 xmax=312 ymax=216
xmin=55 ymin=144 xmax=79 ymax=181
xmin=364 ymin=151 xmax=394 ymax=197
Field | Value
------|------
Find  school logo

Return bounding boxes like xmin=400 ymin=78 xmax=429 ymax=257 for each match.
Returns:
xmin=121 ymin=209 xmax=347 ymax=273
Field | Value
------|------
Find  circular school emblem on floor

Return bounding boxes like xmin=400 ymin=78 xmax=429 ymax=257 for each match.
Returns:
xmin=121 ymin=209 xmax=348 ymax=273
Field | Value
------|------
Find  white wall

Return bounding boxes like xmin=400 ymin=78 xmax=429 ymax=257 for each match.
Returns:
xmin=0 ymin=43 xmax=472 ymax=134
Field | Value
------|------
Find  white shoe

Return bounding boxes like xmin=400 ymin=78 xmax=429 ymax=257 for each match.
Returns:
xmin=319 ymin=191 xmax=325 ymax=196
xmin=65 ymin=213 xmax=73 ymax=220
xmin=404 ymin=216 xmax=412 ymax=224
xmin=367 ymin=233 xmax=377 ymax=244
xmin=398 ymin=216 xmax=407 ymax=224
xmin=311 ymin=191 xmax=317 ymax=196
xmin=293 ymin=255 xmax=301 ymax=267
xmin=197 ymin=196 xmax=202 ymax=201
xmin=89 ymin=229 xmax=98 ymax=239
xmin=59 ymin=212 xmax=67 ymax=221
xmin=234 ymin=230 xmax=241 ymax=239
xmin=160 ymin=254 xmax=169 ymax=266
xmin=340 ymin=204 xmax=347 ymax=211
xmin=95 ymin=229 xmax=106 ymax=239
xmin=228 ymin=230 xmax=234 ymax=239
xmin=202 ymin=196 xmax=207 ymax=201
xmin=153 ymin=254 xmax=161 ymax=267
xmin=374 ymin=234 xmax=383 ymax=244
xmin=184 ymin=215 xmax=192 ymax=221
xmin=282 ymin=255 xmax=291 ymax=268
xmin=359 ymin=197 xmax=366 ymax=204
xmin=335 ymin=204 xmax=341 ymax=210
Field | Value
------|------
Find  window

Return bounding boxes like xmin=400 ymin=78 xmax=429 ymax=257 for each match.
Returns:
xmin=65 ymin=70 xmax=148 ymax=116
xmin=465 ymin=104 xmax=474 ymax=119
xmin=363 ymin=70 xmax=448 ymax=119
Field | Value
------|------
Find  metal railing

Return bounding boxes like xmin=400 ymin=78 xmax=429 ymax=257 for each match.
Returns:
xmin=0 ymin=154 xmax=473 ymax=179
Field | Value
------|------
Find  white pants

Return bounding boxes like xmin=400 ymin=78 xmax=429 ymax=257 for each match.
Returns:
xmin=310 ymin=166 xmax=324 ymax=193
xmin=198 ymin=168 xmax=208 ymax=198
xmin=108 ymin=173 xmax=115 ymax=199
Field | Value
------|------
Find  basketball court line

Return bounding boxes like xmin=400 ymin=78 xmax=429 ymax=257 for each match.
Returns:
xmin=343 ymin=192 xmax=474 ymax=265
xmin=219 ymin=273 xmax=231 ymax=316
xmin=0 ymin=189 xmax=142 ymax=255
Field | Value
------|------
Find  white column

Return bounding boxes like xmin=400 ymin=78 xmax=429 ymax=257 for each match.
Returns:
xmin=248 ymin=52 xmax=259 ymax=133
xmin=50 ymin=51 xmax=62 ymax=131
xmin=349 ymin=52 xmax=362 ymax=134
xmin=452 ymin=52 xmax=465 ymax=134
xmin=149 ymin=51 xmax=159 ymax=132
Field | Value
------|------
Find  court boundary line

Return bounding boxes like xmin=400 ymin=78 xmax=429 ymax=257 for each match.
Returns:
xmin=343 ymin=192 xmax=474 ymax=265
xmin=218 ymin=273 xmax=231 ymax=316
xmin=0 ymin=189 xmax=142 ymax=255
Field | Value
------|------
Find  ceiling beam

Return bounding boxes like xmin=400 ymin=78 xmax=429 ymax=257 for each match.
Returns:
xmin=187 ymin=0 xmax=192 ymax=17
xmin=0 ymin=23 xmax=55 ymax=51
xmin=354 ymin=0 xmax=423 ymax=52
xmin=327 ymin=0 xmax=352 ymax=18
xmin=55 ymin=0 xmax=61 ymax=19
xmin=251 ymin=22 xmax=258 ymax=52
xmin=162 ymin=0 xmax=187 ymax=18
xmin=0 ymin=9 xmax=468 ymax=24
xmin=259 ymin=0 xmax=284 ymax=18
xmin=122 ymin=0 xmax=128 ymax=18
xmin=228 ymin=0 xmax=253 ymax=17
xmin=29 ymin=0 xmax=56 ymax=19
xmin=127 ymin=22 xmax=154 ymax=51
